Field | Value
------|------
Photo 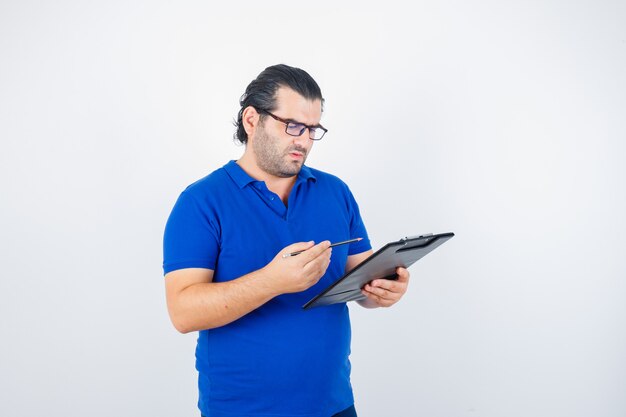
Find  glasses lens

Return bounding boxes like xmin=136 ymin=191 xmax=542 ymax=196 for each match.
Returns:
xmin=311 ymin=127 xmax=325 ymax=140
xmin=286 ymin=122 xmax=305 ymax=137
xmin=285 ymin=122 xmax=326 ymax=140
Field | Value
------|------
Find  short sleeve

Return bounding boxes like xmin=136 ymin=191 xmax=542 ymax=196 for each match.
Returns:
xmin=163 ymin=190 xmax=220 ymax=275
xmin=345 ymin=187 xmax=372 ymax=255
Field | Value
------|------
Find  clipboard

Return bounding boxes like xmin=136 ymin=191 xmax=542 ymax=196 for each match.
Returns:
xmin=303 ymin=232 xmax=455 ymax=309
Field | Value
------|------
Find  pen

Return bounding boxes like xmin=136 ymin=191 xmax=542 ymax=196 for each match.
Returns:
xmin=282 ymin=238 xmax=362 ymax=258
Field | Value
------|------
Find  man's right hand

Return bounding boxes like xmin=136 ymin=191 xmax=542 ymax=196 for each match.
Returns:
xmin=260 ymin=241 xmax=332 ymax=295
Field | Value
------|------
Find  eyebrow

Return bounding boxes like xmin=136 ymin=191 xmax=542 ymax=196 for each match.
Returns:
xmin=260 ymin=108 xmax=324 ymax=129
xmin=284 ymin=117 xmax=321 ymax=128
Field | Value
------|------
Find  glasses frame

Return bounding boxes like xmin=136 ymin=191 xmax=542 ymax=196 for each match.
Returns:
xmin=258 ymin=109 xmax=328 ymax=141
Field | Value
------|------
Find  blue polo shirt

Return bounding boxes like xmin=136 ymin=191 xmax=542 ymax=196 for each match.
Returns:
xmin=163 ymin=160 xmax=371 ymax=417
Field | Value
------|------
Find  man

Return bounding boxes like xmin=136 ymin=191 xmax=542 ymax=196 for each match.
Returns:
xmin=163 ymin=64 xmax=410 ymax=417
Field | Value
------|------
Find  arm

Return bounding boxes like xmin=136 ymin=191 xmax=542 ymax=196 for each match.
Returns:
xmin=165 ymin=241 xmax=332 ymax=333
xmin=345 ymin=250 xmax=411 ymax=309
xmin=344 ymin=250 xmax=372 ymax=273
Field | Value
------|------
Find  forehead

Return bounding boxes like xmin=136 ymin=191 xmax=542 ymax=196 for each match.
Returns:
xmin=273 ymin=86 xmax=322 ymax=124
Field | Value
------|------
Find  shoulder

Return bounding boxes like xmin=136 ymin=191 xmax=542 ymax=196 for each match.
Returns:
xmin=305 ymin=166 xmax=351 ymax=191
xmin=180 ymin=165 xmax=232 ymax=201
xmin=168 ymin=165 xmax=235 ymax=222
xmin=303 ymin=166 xmax=363 ymax=211
xmin=185 ymin=167 xmax=230 ymax=192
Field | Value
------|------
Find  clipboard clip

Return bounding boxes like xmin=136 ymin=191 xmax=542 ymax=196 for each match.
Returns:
xmin=401 ymin=233 xmax=433 ymax=241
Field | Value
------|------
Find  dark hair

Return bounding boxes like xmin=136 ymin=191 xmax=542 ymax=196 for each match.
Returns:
xmin=234 ymin=64 xmax=324 ymax=144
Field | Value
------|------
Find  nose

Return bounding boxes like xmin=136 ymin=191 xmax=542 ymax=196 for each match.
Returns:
xmin=291 ymin=129 xmax=311 ymax=146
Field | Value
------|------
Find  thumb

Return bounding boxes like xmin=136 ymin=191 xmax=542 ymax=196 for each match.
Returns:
xmin=396 ymin=267 xmax=410 ymax=282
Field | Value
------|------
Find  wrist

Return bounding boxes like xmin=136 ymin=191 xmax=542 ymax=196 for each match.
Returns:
xmin=253 ymin=267 xmax=282 ymax=299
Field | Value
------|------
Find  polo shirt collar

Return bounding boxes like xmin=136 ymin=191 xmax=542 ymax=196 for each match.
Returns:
xmin=224 ymin=160 xmax=317 ymax=189
xmin=297 ymin=164 xmax=317 ymax=183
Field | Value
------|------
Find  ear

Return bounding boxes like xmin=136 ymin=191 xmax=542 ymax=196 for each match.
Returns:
xmin=242 ymin=106 xmax=261 ymax=138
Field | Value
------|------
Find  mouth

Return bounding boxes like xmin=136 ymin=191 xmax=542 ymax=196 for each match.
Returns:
xmin=288 ymin=150 xmax=305 ymax=160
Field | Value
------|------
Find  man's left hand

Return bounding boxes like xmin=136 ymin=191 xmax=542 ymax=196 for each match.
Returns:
xmin=360 ymin=267 xmax=410 ymax=308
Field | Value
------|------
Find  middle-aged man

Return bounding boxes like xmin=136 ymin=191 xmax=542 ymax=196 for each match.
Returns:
xmin=163 ymin=64 xmax=410 ymax=417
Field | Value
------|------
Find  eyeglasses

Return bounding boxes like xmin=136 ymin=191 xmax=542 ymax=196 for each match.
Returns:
xmin=258 ymin=109 xmax=328 ymax=141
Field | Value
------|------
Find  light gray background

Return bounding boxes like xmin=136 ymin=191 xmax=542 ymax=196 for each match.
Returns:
xmin=1 ymin=1 xmax=624 ymax=416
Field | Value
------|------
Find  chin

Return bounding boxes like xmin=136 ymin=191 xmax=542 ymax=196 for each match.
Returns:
xmin=278 ymin=165 xmax=302 ymax=178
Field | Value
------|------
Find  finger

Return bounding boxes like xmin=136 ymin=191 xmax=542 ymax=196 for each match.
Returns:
xmin=363 ymin=284 xmax=395 ymax=301
xmin=299 ymin=240 xmax=331 ymax=264
xmin=370 ymin=278 xmax=395 ymax=290
xmin=303 ymin=247 xmax=332 ymax=277
xmin=395 ymin=267 xmax=410 ymax=283
xmin=370 ymin=278 xmax=407 ymax=295
xmin=282 ymin=241 xmax=315 ymax=257
xmin=361 ymin=288 xmax=393 ymax=307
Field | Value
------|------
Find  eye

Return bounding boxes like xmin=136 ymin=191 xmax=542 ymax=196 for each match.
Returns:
xmin=286 ymin=123 xmax=307 ymax=136
xmin=287 ymin=122 xmax=304 ymax=130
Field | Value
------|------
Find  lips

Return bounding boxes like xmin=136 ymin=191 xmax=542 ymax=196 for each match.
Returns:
xmin=287 ymin=147 xmax=306 ymax=159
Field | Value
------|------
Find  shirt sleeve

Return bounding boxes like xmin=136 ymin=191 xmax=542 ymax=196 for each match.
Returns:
xmin=345 ymin=187 xmax=372 ymax=255
xmin=162 ymin=190 xmax=220 ymax=275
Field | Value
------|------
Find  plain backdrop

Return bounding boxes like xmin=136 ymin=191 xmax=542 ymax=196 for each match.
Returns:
xmin=1 ymin=1 xmax=625 ymax=416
